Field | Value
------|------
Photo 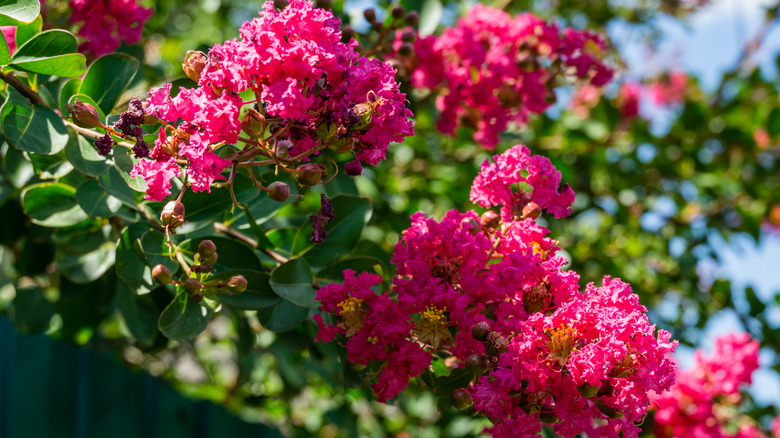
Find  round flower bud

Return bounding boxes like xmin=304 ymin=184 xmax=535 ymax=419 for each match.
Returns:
xmin=267 ymin=181 xmax=291 ymax=202
xmin=348 ymin=103 xmax=373 ymax=130
xmin=151 ymin=264 xmax=172 ymax=285
xmin=67 ymin=99 xmax=102 ymax=129
xmin=480 ymin=210 xmax=500 ymax=229
xmin=397 ymin=42 xmax=414 ymax=57
xmin=342 ymin=25 xmax=356 ymax=41
xmin=160 ymin=201 xmax=185 ymax=229
xmin=391 ymin=5 xmax=405 ymax=19
xmin=465 ymin=354 xmax=490 ymax=375
xmin=372 ymin=21 xmax=385 ymax=33
xmin=182 ymin=51 xmax=207 ymax=83
xmin=451 ymin=388 xmax=473 ymax=411
xmin=471 ymin=321 xmax=491 ymax=341
xmin=461 ymin=217 xmax=481 ymax=235
xmin=405 ymin=11 xmax=419 ymax=26
xmin=400 ymin=30 xmax=416 ymax=43
xmin=183 ymin=278 xmax=203 ymax=295
xmin=190 ymin=292 xmax=204 ymax=303
xmin=363 ymin=8 xmax=376 ymax=23
xmin=202 ymin=252 xmax=218 ymax=267
xmin=295 ymin=163 xmax=324 ymax=186
xmin=275 ymin=139 xmax=292 ymax=158
xmin=197 ymin=240 xmax=217 ymax=259
xmin=522 ymin=201 xmax=542 ymax=220
xmin=485 ymin=332 xmax=508 ymax=356
xmin=227 ymin=275 xmax=248 ymax=293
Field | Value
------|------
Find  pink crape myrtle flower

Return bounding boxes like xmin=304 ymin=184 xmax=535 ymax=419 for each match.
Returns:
xmin=619 ymin=81 xmax=642 ymax=119
xmin=1 ymin=26 xmax=16 ymax=54
xmin=411 ymin=4 xmax=613 ymax=148
xmin=131 ymin=0 xmax=413 ymax=201
xmin=652 ymin=333 xmax=763 ymax=438
xmin=647 ymin=71 xmax=688 ymax=107
xmin=470 ymin=144 xmax=576 ymax=221
xmin=69 ymin=0 xmax=152 ymax=57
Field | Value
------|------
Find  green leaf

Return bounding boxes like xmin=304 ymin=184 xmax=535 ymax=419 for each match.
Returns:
xmin=0 ymin=26 xmax=10 ymax=65
xmin=10 ymin=29 xmax=86 ymax=77
xmin=28 ymin=149 xmax=73 ymax=179
xmin=294 ymin=195 xmax=372 ymax=267
xmin=75 ymin=178 xmax=123 ymax=218
xmin=418 ymin=0 xmax=442 ymax=37
xmin=12 ymin=286 xmax=55 ymax=333
xmin=0 ymin=0 xmax=40 ymax=23
xmin=269 ymin=258 xmax=316 ymax=308
xmin=13 ymin=14 xmax=41 ymax=47
xmin=59 ymin=78 xmax=82 ymax=113
xmin=209 ymin=270 xmax=280 ymax=310
xmin=99 ymin=166 xmax=140 ymax=208
xmin=65 ymin=132 xmax=112 ymax=177
xmin=116 ymin=283 xmax=159 ymax=345
xmin=768 ymin=107 xmax=780 ymax=138
xmin=256 ymin=299 xmax=309 ymax=333
xmin=1 ymin=141 xmax=34 ymax=188
xmin=112 ymin=147 xmax=147 ymax=192
xmin=57 ymin=241 xmax=115 ymax=284
xmin=78 ymin=53 xmax=139 ymax=115
xmin=179 ymin=236 xmax=261 ymax=273
xmin=138 ymin=230 xmax=179 ymax=272
xmin=21 ymin=182 xmax=89 ymax=227
xmin=115 ymin=224 xmax=156 ymax=295
xmin=433 ymin=368 xmax=474 ymax=396
xmin=1 ymin=89 xmax=69 ymax=155
xmin=158 ymin=290 xmax=212 ymax=341
xmin=314 ymin=257 xmax=383 ymax=285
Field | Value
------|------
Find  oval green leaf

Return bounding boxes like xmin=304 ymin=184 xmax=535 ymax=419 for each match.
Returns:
xmin=0 ymin=0 xmax=40 ymax=23
xmin=256 ymin=299 xmax=309 ymax=333
xmin=115 ymin=224 xmax=156 ymax=295
xmin=209 ymin=270 xmax=280 ymax=310
xmin=158 ymin=291 xmax=212 ymax=341
xmin=1 ymin=89 xmax=69 ymax=155
xmin=65 ymin=132 xmax=112 ymax=177
xmin=75 ymin=178 xmax=123 ymax=218
xmin=269 ymin=258 xmax=316 ymax=308
xmin=21 ymin=182 xmax=89 ymax=227
xmin=10 ymin=29 xmax=86 ymax=77
xmin=78 ymin=53 xmax=139 ymax=115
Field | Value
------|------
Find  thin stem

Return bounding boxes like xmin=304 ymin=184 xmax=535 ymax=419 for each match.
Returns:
xmin=176 ymin=251 xmax=193 ymax=277
xmin=214 ymin=222 xmax=289 ymax=264
xmin=0 ymin=72 xmax=48 ymax=106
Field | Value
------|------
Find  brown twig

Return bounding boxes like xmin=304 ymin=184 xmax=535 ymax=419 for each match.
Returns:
xmin=214 ymin=222 xmax=289 ymax=264
xmin=0 ymin=71 xmax=48 ymax=106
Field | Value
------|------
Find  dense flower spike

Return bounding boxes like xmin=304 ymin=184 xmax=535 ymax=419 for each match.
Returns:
xmin=316 ymin=145 xmax=677 ymax=436
xmin=129 ymin=0 xmax=413 ymax=202
xmin=69 ymin=0 xmax=152 ymax=57
xmin=410 ymin=4 xmax=613 ymax=148
xmin=470 ymin=144 xmax=576 ymax=221
xmin=652 ymin=333 xmax=765 ymax=438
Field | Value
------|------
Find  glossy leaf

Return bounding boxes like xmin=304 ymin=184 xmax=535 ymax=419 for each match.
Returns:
xmin=269 ymin=258 xmax=316 ymax=308
xmin=64 ymin=132 xmax=112 ymax=177
xmin=179 ymin=236 xmax=262 ymax=273
xmin=0 ymin=0 xmax=40 ymax=23
xmin=115 ymin=224 xmax=156 ymax=295
xmin=116 ymin=283 xmax=159 ymax=345
xmin=10 ymin=29 xmax=86 ymax=77
xmin=75 ymin=179 xmax=123 ymax=218
xmin=256 ymin=299 xmax=309 ymax=333
xmin=112 ymin=147 xmax=147 ymax=192
xmin=138 ymin=230 xmax=179 ymax=272
xmin=57 ymin=241 xmax=115 ymax=284
xmin=78 ymin=53 xmax=139 ymax=115
xmin=20 ymin=182 xmax=89 ymax=227
xmin=209 ymin=270 xmax=280 ymax=310
xmin=433 ymin=368 xmax=474 ymax=396
xmin=158 ymin=290 xmax=212 ymax=341
xmin=418 ymin=0 xmax=442 ymax=37
xmin=1 ymin=89 xmax=69 ymax=155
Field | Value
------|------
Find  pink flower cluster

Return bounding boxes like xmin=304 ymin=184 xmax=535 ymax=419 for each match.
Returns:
xmin=69 ymin=0 xmax=152 ymax=57
xmin=315 ymin=145 xmax=677 ymax=436
xmin=410 ymin=4 xmax=613 ymax=148
xmin=652 ymin=333 xmax=771 ymax=438
xmin=470 ymin=144 xmax=576 ymax=221
xmin=131 ymin=0 xmax=413 ymax=201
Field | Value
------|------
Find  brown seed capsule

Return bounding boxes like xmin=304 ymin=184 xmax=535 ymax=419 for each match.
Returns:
xmin=183 ymin=278 xmax=203 ymax=295
xmin=485 ymin=332 xmax=508 ymax=356
xmin=295 ymin=163 xmax=325 ymax=186
xmin=522 ymin=201 xmax=542 ymax=220
xmin=480 ymin=210 xmax=500 ymax=229
xmin=197 ymin=240 xmax=217 ymax=259
xmin=151 ymin=264 xmax=172 ymax=285
xmin=451 ymin=388 xmax=473 ymax=411
xmin=371 ymin=21 xmax=385 ymax=33
xmin=227 ymin=275 xmax=248 ymax=293
xmin=465 ymin=354 xmax=490 ymax=375
xmin=182 ymin=50 xmax=207 ymax=83
xmin=67 ymin=99 xmax=101 ymax=129
xmin=241 ymin=108 xmax=265 ymax=137
xmin=391 ymin=5 xmax=405 ymax=19
xmin=471 ymin=321 xmax=491 ymax=341
xmin=160 ymin=201 xmax=185 ymax=229
xmin=267 ymin=181 xmax=291 ymax=202
xmin=342 ymin=25 xmax=356 ymax=41
xmin=400 ymin=30 xmax=416 ymax=43
xmin=363 ymin=8 xmax=376 ymax=23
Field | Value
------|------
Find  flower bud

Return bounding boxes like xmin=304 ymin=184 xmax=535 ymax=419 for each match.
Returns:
xmin=151 ymin=264 xmax=172 ymax=284
xmin=183 ymin=278 xmax=203 ymax=295
xmin=471 ymin=321 xmax=491 ymax=341
xmin=485 ymin=332 xmax=508 ymax=356
xmin=405 ymin=11 xmax=419 ymax=26
xmin=67 ymin=99 xmax=101 ymax=128
xmin=397 ymin=42 xmax=414 ymax=57
xmin=522 ymin=201 xmax=541 ymax=220
xmin=342 ymin=25 xmax=356 ymax=41
xmin=363 ymin=8 xmax=376 ymax=23
xmin=182 ymin=51 xmax=207 ymax=83
xmin=461 ymin=217 xmax=480 ymax=235
xmin=348 ymin=103 xmax=373 ymax=130
xmin=197 ymin=240 xmax=216 ymax=258
xmin=391 ymin=5 xmax=405 ymax=19
xmin=451 ymin=388 xmax=473 ymax=411
xmin=160 ymin=201 xmax=185 ymax=229
xmin=273 ymin=0 xmax=289 ymax=9
xmin=241 ymin=108 xmax=265 ymax=137
xmin=275 ymin=139 xmax=292 ymax=158
xmin=295 ymin=163 xmax=325 ymax=186
xmin=191 ymin=292 xmax=204 ymax=302
xmin=480 ymin=210 xmax=500 ymax=229
xmin=465 ymin=354 xmax=490 ymax=375
xmin=400 ymin=30 xmax=416 ymax=43
xmin=267 ymin=181 xmax=291 ymax=202
xmin=227 ymin=275 xmax=248 ymax=293
xmin=372 ymin=21 xmax=385 ymax=33
xmin=315 ymin=0 xmax=332 ymax=9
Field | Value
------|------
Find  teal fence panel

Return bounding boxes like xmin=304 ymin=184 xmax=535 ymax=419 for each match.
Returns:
xmin=0 ymin=318 xmax=283 ymax=438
